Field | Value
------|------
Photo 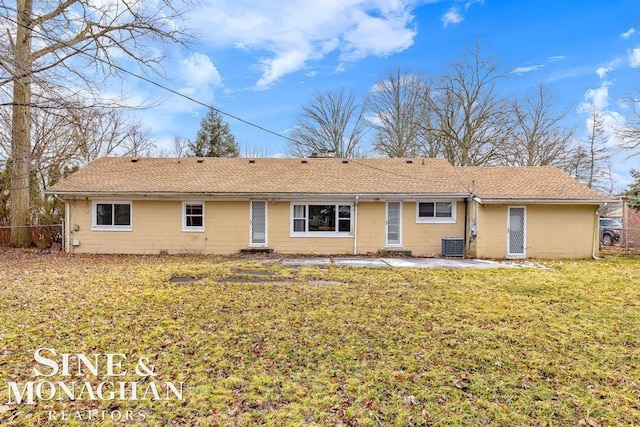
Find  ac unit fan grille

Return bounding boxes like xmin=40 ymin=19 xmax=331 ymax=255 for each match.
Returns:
xmin=442 ymin=237 xmax=464 ymax=257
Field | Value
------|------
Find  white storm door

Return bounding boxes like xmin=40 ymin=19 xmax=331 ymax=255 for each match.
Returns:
xmin=386 ymin=202 xmax=402 ymax=246
xmin=250 ymin=201 xmax=267 ymax=246
xmin=507 ymin=206 xmax=526 ymax=258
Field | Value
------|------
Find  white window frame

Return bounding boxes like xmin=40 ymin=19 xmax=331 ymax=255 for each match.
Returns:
xmin=416 ymin=200 xmax=457 ymax=224
xmin=92 ymin=201 xmax=133 ymax=231
xmin=182 ymin=201 xmax=205 ymax=232
xmin=290 ymin=202 xmax=353 ymax=237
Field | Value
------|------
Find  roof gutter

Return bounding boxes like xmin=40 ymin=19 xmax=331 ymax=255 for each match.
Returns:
xmin=47 ymin=191 xmax=471 ymax=202
xmin=473 ymin=197 xmax=611 ymax=205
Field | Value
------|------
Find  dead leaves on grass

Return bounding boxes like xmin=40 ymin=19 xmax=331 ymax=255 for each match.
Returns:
xmin=0 ymin=253 xmax=639 ymax=425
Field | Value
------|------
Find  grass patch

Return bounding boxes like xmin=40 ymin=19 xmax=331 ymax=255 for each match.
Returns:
xmin=0 ymin=253 xmax=639 ymax=426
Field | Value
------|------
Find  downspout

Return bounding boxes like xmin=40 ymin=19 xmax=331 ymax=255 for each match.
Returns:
xmin=464 ymin=198 xmax=468 ymax=257
xmin=592 ymin=207 xmax=601 ymax=260
xmin=353 ymin=195 xmax=359 ymax=255
xmin=65 ymin=199 xmax=71 ymax=254
xmin=464 ymin=181 xmax=475 ymax=257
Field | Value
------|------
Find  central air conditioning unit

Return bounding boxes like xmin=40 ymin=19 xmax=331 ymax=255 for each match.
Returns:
xmin=442 ymin=237 xmax=464 ymax=257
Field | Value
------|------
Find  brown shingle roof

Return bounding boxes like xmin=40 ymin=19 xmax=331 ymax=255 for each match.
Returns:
xmin=48 ymin=157 xmax=468 ymax=196
xmin=47 ymin=157 xmax=609 ymax=203
xmin=458 ymin=166 xmax=609 ymax=201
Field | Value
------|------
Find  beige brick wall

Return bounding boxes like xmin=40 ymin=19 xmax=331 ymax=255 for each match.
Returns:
xmin=66 ymin=199 xmax=469 ymax=256
xmin=474 ymin=204 xmax=507 ymax=259
xmin=67 ymin=200 xmax=249 ymax=254
xmin=474 ymin=203 xmax=598 ymax=259
xmin=354 ymin=202 xmax=385 ymax=254
xmin=401 ymin=201 xmax=466 ymax=256
xmin=527 ymin=205 xmax=598 ymax=259
xmin=66 ymin=199 xmax=597 ymax=258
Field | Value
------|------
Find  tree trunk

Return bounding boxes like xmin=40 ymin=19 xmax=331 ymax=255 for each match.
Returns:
xmin=10 ymin=0 xmax=33 ymax=247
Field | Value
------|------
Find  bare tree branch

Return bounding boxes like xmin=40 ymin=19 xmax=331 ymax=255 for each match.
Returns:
xmin=503 ymin=84 xmax=576 ymax=167
xmin=366 ymin=68 xmax=430 ymax=158
xmin=289 ymin=89 xmax=368 ymax=158
xmin=2 ymin=0 xmax=193 ymax=246
xmin=431 ymin=42 xmax=512 ymax=166
xmin=617 ymin=91 xmax=640 ymax=155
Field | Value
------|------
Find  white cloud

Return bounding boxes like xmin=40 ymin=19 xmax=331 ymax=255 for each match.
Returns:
xmin=465 ymin=0 xmax=483 ymax=9
xmin=595 ymin=67 xmax=608 ymax=79
xmin=546 ymin=64 xmax=598 ymax=83
xmin=441 ymin=7 xmax=463 ymax=27
xmin=512 ymin=56 xmax=571 ymax=75
xmin=629 ymin=45 xmax=640 ymax=68
xmin=193 ymin=0 xmax=420 ymax=89
xmin=180 ymin=52 xmax=222 ymax=90
xmin=595 ymin=58 xmax=621 ymax=79
xmin=579 ymin=81 xmax=626 ymax=148
xmin=256 ymin=49 xmax=311 ymax=90
xmin=580 ymin=81 xmax=612 ymax=111
xmin=511 ymin=64 xmax=544 ymax=74
xmin=441 ymin=0 xmax=483 ymax=28
xmin=341 ymin=11 xmax=416 ymax=60
xmin=621 ymin=28 xmax=636 ymax=39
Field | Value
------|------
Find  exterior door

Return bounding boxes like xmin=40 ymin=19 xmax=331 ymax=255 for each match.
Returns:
xmin=386 ymin=202 xmax=402 ymax=246
xmin=507 ymin=207 xmax=526 ymax=257
xmin=250 ymin=201 xmax=267 ymax=246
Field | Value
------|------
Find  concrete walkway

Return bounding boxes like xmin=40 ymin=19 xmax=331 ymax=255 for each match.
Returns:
xmin=276 ymin=257 xmax=547 ymax=269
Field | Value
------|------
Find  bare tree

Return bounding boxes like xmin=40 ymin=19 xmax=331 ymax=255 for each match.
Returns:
xmin=1 ymin=94 xmax=156 ymax=233
xmin=1 ymin=96 xmax=155 ymax=173
xmin=617 ymin=91 xmax=640 ymax=156
xmin=239 ymin=143 xmax=274 ymax=158
xmin=504 ymin=84 xmax=576 ymax=167
xmin=120 ymin=120 xmax=155 ymax=158
xmin=289 ymin=89 xmax=367 ymax=158
xmin=583 ymin=106 xmax=611 ymax=190
xmin=1 ymin=0 xmax=191 ymax=246
xmin=25 ymin=101 xmax=82 ymax=193
xmin=431 ymin=43 xmax=512 ymax=166
xmin=73 ymin=108 xmax=155 ymax=162
xmin=565 ymin=145 xmax=590 ymax=183
xmin=366 ymin=68 xmax=431 ymax=157
xmin=172 ymin=136 xmax=188 ymax=157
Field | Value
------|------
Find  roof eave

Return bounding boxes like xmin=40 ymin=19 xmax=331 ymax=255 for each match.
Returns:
xmin=47 ymin=191 xmax=472 ymax=201
xmin=473 ymin=196 xmax=612 ymax=205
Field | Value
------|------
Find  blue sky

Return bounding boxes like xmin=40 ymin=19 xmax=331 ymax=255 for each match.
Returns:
xmin=125 ymin=0 xmax=640 ymax=191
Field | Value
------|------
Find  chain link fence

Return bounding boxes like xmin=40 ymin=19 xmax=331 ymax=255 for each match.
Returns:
xmin=0 ymin=224 xmax=64 ymax=249
xmin=620 ymin=226 xmax=640 ymax=249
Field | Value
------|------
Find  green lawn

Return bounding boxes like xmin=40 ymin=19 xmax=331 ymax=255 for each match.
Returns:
xmin=1 ymin=252 xmax=639 ymax=426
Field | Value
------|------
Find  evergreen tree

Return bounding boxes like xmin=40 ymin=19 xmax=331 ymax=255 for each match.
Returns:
xmin=188 ymin=109 xmax=239 ymax=157
xmin=626 ymin=169 xmax=640 ymax=210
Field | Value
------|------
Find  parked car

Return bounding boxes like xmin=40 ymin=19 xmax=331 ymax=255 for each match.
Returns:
xmin=599 ymin=218 xmax=622 ymax=246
